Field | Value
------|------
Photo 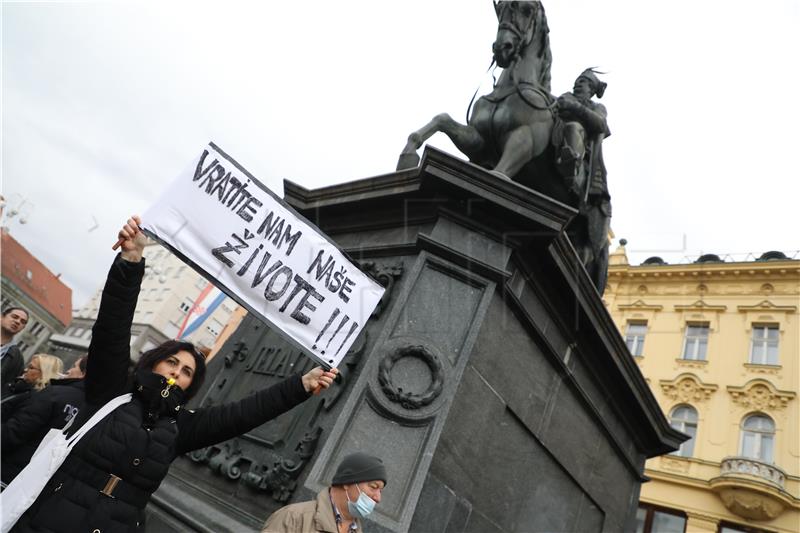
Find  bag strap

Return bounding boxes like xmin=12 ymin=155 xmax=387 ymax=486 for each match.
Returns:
xmin=66 ymin=393 xmax=132 ymax=447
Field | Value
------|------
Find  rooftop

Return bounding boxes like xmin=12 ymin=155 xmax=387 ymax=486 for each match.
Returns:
xmin=609 ymin=240 xmax=799 ymax=269
xmin=1 ymin=230 xmax=72 ymax=327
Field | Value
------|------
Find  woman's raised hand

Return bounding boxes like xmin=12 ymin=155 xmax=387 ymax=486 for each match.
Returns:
xmin=115 ymin=215 xmax=146 ymax=262
xmin=301 ymin=367 xmax=339 ymax=394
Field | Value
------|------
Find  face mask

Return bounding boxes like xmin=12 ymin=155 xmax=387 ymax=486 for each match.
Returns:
xmin=346 ymin=484 xmax=376 ymax=519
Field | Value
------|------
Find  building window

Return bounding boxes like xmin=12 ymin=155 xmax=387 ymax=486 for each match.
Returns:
xmin=636 ymin=504 xmax=686 ymax=533
xmin=625 ymin=322 xmax=647 ymax=356
xmin=179 ymin=299 xmax=192 ymax=313
xmin=740 ymin=414 xmax=774 ymax=463
xmin=682 ymin=324 xmax=709 ymax=360
xmin=206 ymin=319 xmax=224 ymax=337
xmin=669 ymin=405 xmax=698 ymax=457
xmin=749 ymin=325 xmax=779 ymax=365
xmin=30 ymin=321 xmax=46 ymax=337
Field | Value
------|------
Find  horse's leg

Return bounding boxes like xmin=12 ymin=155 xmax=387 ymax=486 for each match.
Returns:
xmin=397 ymin=113 xmax=484 ymax=170
xmin=434 ymin=113 xmax=485 ymax=158
xmin=493 ymin=121 xmax=550 ymax=178
xmin=398 ymin=115 xmax=445 ymax=170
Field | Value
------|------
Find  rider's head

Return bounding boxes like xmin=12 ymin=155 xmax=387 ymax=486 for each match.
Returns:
xmin=575 ymin=68 xmax=607 ymax=99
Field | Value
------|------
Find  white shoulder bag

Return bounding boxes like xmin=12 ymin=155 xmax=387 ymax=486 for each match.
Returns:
xmin=0 ymin=393 xmax=132 ymax=533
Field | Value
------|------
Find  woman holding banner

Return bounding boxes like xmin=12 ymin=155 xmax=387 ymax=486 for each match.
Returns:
xmin=8 ymin=216 xmax=337 ymax=533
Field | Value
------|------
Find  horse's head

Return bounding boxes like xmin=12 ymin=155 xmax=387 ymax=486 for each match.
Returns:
xmin=492 ymin=1 xmax=539 ymax=67
xmin=492 ymin=1 xmax=551 ymax=90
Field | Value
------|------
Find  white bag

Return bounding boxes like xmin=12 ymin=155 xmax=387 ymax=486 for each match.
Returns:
xmin=0 ymin=393 xmax=132 ymax=533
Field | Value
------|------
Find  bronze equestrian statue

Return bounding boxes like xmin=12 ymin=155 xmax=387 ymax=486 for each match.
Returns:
xmin=396 ymin=1 xmax=612 ymax=294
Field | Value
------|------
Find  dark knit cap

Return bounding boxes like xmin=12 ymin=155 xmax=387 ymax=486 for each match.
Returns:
xmin=331 ymin=453 xmax=387 ymax=487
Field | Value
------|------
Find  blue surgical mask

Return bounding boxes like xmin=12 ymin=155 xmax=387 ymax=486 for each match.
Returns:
xmin=346 ymin=484 xmax=376 ymax=519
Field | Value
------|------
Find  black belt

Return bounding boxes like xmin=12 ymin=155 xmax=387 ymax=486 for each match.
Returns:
xmin=65 ymin=462 xmax=151 ymax=508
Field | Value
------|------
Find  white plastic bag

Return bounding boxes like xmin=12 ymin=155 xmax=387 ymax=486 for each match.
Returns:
xmin=0 ymin=393 xmax=132 ymax=533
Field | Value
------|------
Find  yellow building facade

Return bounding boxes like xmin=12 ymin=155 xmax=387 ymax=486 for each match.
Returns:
xmin=604 ymin=246 xmax=799 ymax=533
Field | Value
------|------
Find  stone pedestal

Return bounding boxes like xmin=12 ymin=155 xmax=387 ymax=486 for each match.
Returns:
xmin=147 ymin=147 xmax=684 ymax=532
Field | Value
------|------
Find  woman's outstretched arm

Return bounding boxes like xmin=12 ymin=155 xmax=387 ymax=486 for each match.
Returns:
xmin=84 ymin=216 xmax=146 ymax=405
xmin=175 ymin=367 xmax=337 ymax=453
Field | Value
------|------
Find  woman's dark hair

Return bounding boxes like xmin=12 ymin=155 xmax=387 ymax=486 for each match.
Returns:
xmin=136 ymin=340 xmax=207 ymax=400
xmin=77 ymin=355 xmax=88 ymax=374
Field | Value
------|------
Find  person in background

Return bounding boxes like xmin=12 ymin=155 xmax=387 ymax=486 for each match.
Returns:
xmin=7 ymin=216 xmax=338 ymax=533
xmin=1 ymin=354 xmax=63 ymax=422
xmin=1 ymin=307 xmax=29 ymax=396
xmin=23 ymin=354 xmax=64 ymax=392
xmin=64 ymin=355 xmax=87 ymax=379
xmin=1 ymin=356 xmax=88 ymax=487
xmin=262 ymin=452 xmax=387 ymax=533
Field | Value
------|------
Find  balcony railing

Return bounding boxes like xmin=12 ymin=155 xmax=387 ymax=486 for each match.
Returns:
xmin=719 ymin=456 xmax=786 ymax=488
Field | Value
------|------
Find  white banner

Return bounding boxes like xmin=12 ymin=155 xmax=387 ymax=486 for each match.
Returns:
xmin=142 ymin=142 xmax=384 ymax=368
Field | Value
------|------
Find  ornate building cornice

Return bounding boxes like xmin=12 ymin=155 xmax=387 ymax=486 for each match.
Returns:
xmin=617 ymin=300 xmax=664 ymax=312
xmin=608 ymin=261 xmax=800 ymax=281
xmin=737 ymin=300 xmax=797 ymax=314
xmin=660 ymin=373 xmax=718 ymax=403
xmin=727 ymin=379 xmax=796 ymax=411
xmin=674 ymin=300 xmax=727 ymax=313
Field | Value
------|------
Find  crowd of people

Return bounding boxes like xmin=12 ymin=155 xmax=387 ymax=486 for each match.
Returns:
xmin=0 ymin=216 xmax=386 ymax=533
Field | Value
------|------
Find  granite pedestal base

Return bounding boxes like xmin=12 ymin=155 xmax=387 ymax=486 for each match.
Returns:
xmin=147 ymin=148 xmax=684 ymax=532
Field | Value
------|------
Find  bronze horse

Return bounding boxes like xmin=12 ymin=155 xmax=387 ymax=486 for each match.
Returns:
xmin=397 ymin=1 xmax=560 ymax=195
xmin=397 ymin=1 xmax=609 ymax=293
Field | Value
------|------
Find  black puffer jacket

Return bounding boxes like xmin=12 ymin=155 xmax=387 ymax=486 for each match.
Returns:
xmin=1 ymin=345 xmax=25 ymax=397
xmin=12 ymin=255 xmax=311 ymax=533
xmin=1 ymin=379 xmax=34 ymax=423
xmin=1 ymin=378 xmax=85 ymax=485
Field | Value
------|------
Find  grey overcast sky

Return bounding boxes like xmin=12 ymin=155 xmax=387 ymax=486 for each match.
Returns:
xmin=3 ymin=0 xmax=799 ymax=308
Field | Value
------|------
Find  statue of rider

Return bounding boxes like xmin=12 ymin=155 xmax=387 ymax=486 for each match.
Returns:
xmin=553 ymin=68 xmax=612 ymax=293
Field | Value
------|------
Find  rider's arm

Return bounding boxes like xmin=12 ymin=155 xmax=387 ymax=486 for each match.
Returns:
xmin=573 ymin=102 xmax=609 ymax=136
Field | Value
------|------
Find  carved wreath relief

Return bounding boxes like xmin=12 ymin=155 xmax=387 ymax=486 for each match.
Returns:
xmin=378 ymin=345 xmax=445 ymax=410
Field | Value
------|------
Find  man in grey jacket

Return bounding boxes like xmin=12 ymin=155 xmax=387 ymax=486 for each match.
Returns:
xmin=263 ymin=453 xmax=387 ymax=533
